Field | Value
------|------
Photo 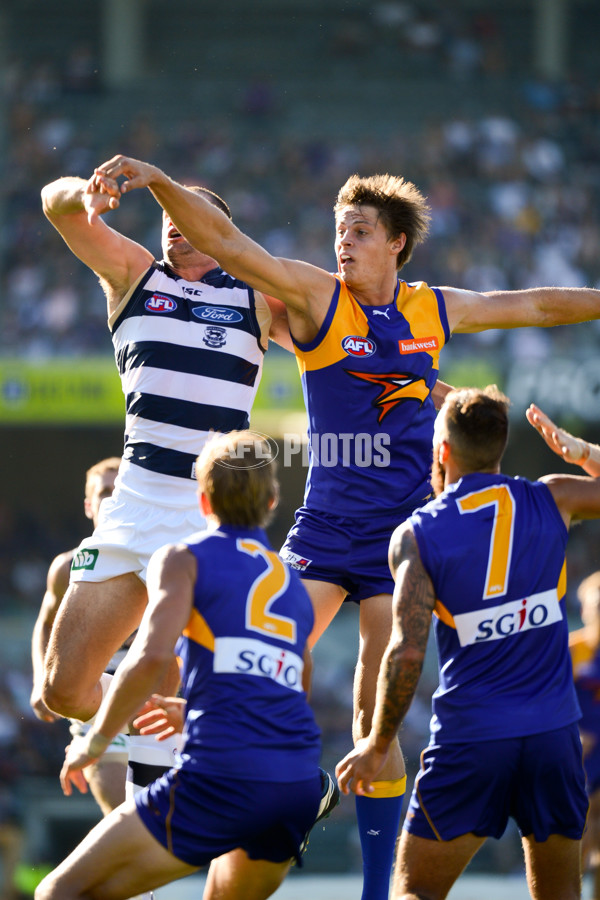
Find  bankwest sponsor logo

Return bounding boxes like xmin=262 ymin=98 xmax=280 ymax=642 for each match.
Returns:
xmin=399 ymin=336 xmax=439 ymax=354
xmin=453 ymin=588 xmax=562 ymax=647
xmin=213 ymin=636 xmax=303 ymax=692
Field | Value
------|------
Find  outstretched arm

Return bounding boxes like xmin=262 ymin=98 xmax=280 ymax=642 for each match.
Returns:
xmin=41 ymin=175 xmax=153 ymax=314
xmin=91 ymin=156 xmax=335 ymax=329
xmin=336 ymin=523 xmax=434 ymax=796
xmin=524 ymin=403 xmax=600 ymax=525
xmin=526 ymin=403 xmax=600 ymax=477
xmin=443 ymin=285 xmax=600 ymax=335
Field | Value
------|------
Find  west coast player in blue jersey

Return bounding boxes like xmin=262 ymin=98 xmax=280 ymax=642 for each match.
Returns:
xmin=337 ymin=387 xmax=600 ymax=900
xmin=35 ymin=431 xmax=332 ymax=900
xmin=39 ymin=171 xmax=291 ymax=835
xmin=90 ymin=154 xmax=600 ymax=900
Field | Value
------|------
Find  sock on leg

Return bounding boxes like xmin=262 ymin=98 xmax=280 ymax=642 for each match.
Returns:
xmin=355 ymin=779 xmax=405 ymax=900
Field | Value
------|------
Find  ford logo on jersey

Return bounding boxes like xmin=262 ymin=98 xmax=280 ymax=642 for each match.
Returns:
xmin=145 ymin=294 xmax=177 ymax=313
xmin=342 ymin=335 xmax=377 ymax=357
xmin=193 ymin=306 xmax=244 ymax=323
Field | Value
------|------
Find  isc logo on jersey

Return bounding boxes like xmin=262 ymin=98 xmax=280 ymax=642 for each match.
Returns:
xmin=342 ymin=335 xmax=377 ymax=357
xmin=213 ymin=636 xmax=303 ymax=692
xmin=145 ymin=294 xmax=177 ymax=313
xmin=453 ymin=587 xmax=563 ymax=647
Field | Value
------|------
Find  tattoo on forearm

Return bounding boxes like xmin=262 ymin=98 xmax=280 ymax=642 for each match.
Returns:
xmin=376 ymin=525 xmax=435 ymax=742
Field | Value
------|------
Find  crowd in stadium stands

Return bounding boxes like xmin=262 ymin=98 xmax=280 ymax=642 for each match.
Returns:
xmin=3 ymin=9 xmax=600 ymax=876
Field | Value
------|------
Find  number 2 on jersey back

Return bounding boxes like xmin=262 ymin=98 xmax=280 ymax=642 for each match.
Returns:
xmin=237 ymin=539 xmax=296 ymax=643
xmin=457 ymin=485 xmax=515 ymax=600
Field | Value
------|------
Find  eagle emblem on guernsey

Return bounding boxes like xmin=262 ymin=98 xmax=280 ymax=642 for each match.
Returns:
xmin=345 ymin=371 xmax=429 ymax=423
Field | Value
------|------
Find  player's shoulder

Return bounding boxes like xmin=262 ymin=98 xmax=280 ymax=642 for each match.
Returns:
xmin=49 ymin=547 xmax=76 ymax=580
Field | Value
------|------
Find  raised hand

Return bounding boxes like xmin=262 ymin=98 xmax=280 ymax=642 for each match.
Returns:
xmin=526 ymin=403 xmax=590 ymax=464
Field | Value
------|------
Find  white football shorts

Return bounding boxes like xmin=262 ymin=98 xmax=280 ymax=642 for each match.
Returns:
xmin=70 ymin=489 xmax=206 ymax=585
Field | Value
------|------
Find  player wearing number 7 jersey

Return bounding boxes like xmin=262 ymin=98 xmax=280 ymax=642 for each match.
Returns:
xmin=36 ymin=431 xmax=331 ymax=900
xmin=336 ymin=387 xmax=600 ymax=900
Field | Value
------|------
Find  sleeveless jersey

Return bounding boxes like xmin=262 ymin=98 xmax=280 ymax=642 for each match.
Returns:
xmin=293 ymin=277 xmax=449 ymax=516
xmin=177 ymin=525 xmax=321 ymax=782
xmin=110 ymin=262 xmax=268 ymax=507
xmin=410 ymin=473 xmax=580 ymax=743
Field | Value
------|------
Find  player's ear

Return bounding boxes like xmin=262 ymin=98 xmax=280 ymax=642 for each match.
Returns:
xmin=268 ymin=484 xmax=280 ymax=513
xmin=438 ymin=440 xmax=451 ymax=465
xmin=199 ymin=491 xmax=213 ymax=517
xmin=389 ymin=233 xmax=406 ymax=255
xmin=84 ymin=498 xmax=93 ymax=520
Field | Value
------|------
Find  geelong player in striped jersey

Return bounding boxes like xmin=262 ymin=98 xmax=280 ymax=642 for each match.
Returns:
xmin=38 ymin=169 xmax=291 ymax=859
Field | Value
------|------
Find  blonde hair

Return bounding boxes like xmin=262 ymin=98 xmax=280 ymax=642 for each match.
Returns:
xmin=195 ymin=431 xmax=277 ymax=528
xmin=85 ymin=456 xmax=121 ymax=498
xmin=335 ymin=173 xmax=431 ymax=269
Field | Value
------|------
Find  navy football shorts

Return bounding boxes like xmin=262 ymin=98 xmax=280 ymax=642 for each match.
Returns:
xmin=135 ymin=767 xmax=322 ymax=867
xmin=404 ymin=724 xmax=588 ymax=843
xmin=280 ymin=504 xmax=420 ymax=604
xmin=583 ymin=740 xmax=600 ymax=794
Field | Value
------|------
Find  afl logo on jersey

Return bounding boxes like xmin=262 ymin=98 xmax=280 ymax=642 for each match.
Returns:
xmin=342 ymin=335 xmax=377 ymax=357
xmin=145 ymin=294 xmax=177 ymax=313
xmin=193 ymin=306 xmax=244 ymax=323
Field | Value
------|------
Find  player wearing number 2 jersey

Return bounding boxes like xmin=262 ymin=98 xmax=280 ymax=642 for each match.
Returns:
xmin=37 ymin=432 xmax=327 ymax=900
xmin=337 ymin=387 xmax=600 ymax=900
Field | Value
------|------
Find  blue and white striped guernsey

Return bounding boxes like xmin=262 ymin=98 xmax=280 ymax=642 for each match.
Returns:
xmin=109 ymin=261 xmax=270 ymax=507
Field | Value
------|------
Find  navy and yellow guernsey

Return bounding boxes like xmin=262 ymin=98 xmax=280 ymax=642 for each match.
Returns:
xmin=293 ymin=276 xmax=450 ymax=515
xmin=410 ymin=473 xmax=580 ymax=743
xmin=175 ymin=525 xmax=321 ymax=782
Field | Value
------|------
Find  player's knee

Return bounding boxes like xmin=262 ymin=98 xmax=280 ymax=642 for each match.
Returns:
xmin=42 ymin=676 xmax=86 ymax=720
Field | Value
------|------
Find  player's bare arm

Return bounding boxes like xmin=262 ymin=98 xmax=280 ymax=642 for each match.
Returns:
xmin=264 ymin=294 xmax=294 ymax=352
xmin=336 ymin=524 xmax=434 ymax=796
xmin=442 ymin=285 xmax=600 ymax=334
xmin=432 ymin=379 xmax=454 ymax=411
xmin=92 ymin=155 xmax=335 ymax=342
xmin=30 ymin=550 xmax=73 ymax=722
xmin=527 ymin=403 xmax=600 ymax=477
xmin=41 ymin=175 xmax=153 ymax=315
xmin=60 ymin=543 xmax=195 ymax=795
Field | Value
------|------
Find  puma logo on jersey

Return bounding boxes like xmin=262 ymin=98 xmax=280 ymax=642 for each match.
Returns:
xmin=345 ymin=371 xmax=429 ymax=422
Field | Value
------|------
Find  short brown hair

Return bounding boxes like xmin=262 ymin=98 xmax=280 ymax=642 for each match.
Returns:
xmin=334 ymin=174 xmax=430 ymax=270
xmin=442 ymin=386 xmax=510 ymax=472
xmin=85 ymin=456 xmax=121 ymax=497
xmin=195 ymin=431 xmax=278 ymax=528
xmin=188 ymin=186 xmax=232 ymax=220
